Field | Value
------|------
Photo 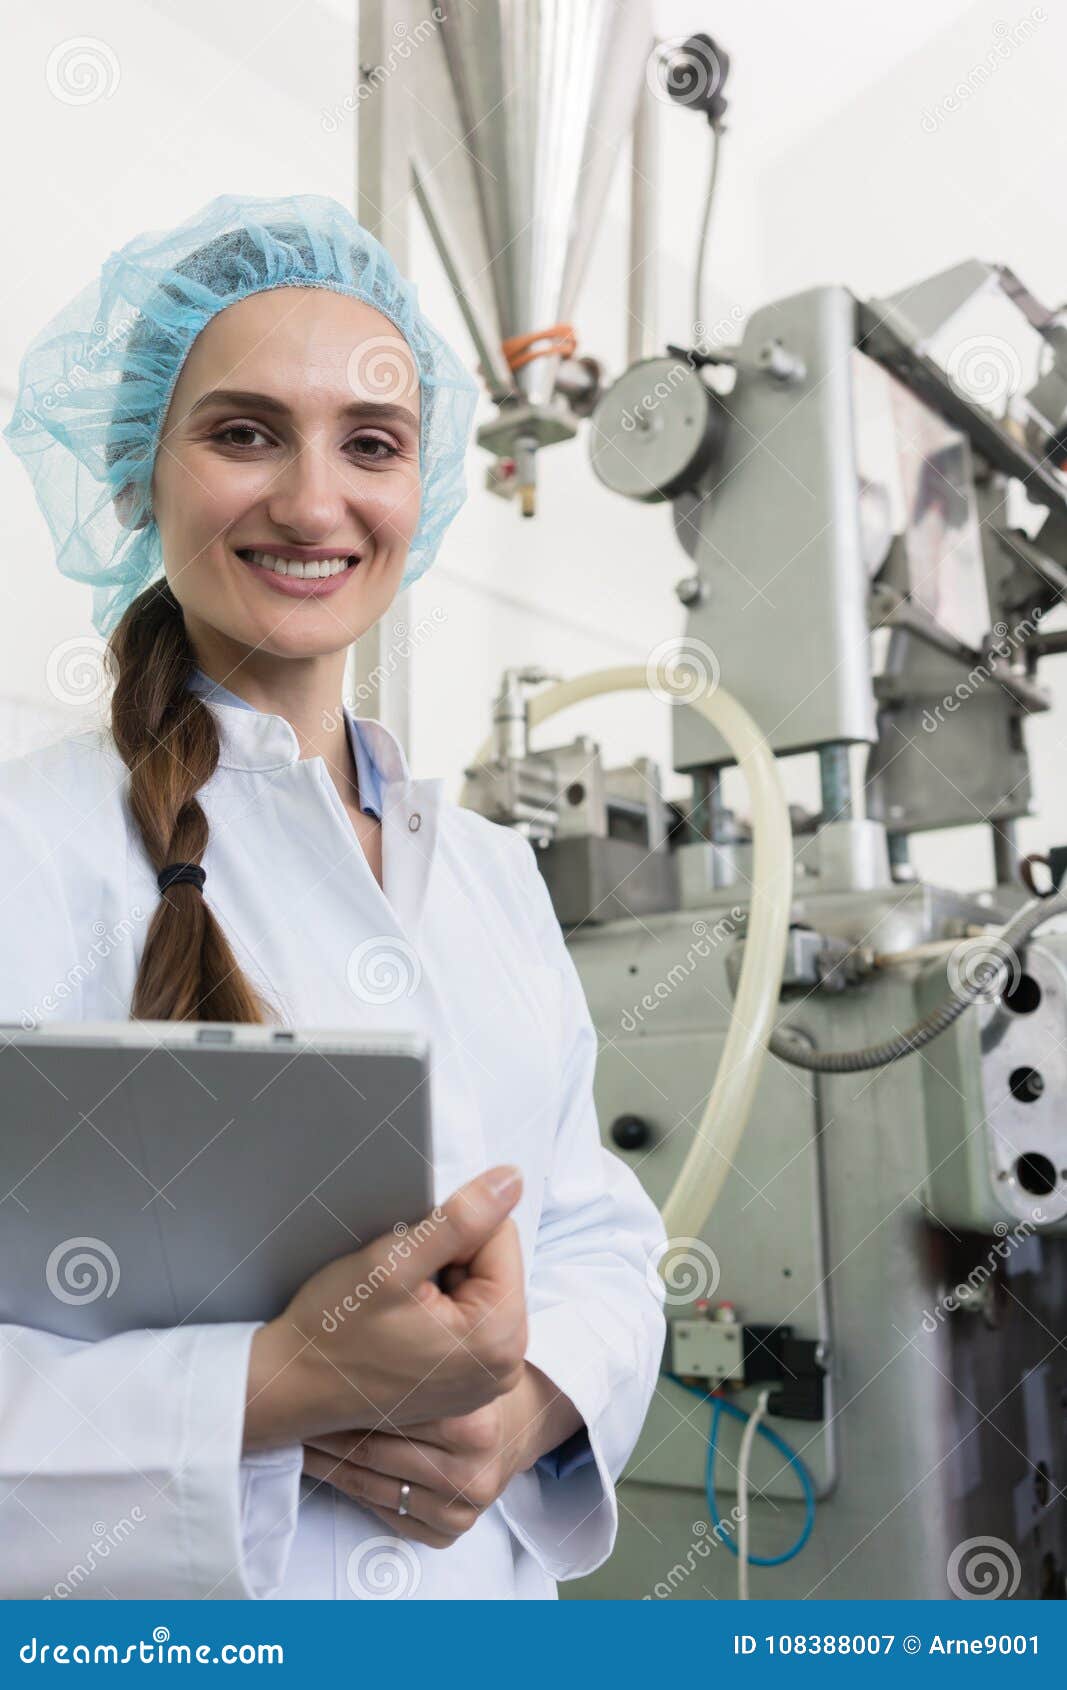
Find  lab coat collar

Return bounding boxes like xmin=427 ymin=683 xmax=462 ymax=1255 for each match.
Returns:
xmin=203 ymin=695 xmax=444 ymax=934
xmin=204 ymin=693 xmax=411 ymax=784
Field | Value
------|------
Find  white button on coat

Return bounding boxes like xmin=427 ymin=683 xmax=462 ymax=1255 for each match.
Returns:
xmin=0 ymin=694 xmax=667 ymax=1600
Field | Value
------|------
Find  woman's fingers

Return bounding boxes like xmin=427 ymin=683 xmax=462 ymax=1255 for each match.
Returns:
xmin=349 ymin=1464 xmax=479 ymax=1533
xmin=305 ymin=1430 xmax=460 ymax=1496
xmin=302 ymin=1447 xmax=478 ymax=1543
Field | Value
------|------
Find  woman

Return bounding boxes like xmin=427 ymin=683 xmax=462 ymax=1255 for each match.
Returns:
xmin=0 ymin=193 xmax=667 ymax=1600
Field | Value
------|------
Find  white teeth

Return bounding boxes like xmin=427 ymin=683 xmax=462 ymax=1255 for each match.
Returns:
xmin=243 ymin=550 xmax=354 ymax=578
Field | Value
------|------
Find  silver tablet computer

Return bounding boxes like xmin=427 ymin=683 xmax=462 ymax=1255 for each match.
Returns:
xmin=0 ymin=1021 xmax=434 ymax=1342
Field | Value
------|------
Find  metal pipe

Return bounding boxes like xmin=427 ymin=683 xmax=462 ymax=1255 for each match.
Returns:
xmin=627 ymin=71 xmax=660 ymax=366
xmin=411 ymin=163 xmax=513 ymax=403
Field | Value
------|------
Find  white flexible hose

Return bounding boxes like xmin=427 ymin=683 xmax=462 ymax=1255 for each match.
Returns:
xmin=737 ymin=1386 xmax=772 ymax=1599
xmin=471 ymin=665 xmax=794 ymax=1239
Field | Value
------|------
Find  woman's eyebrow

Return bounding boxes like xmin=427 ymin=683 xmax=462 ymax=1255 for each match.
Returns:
xmin=187 ymin=388 xmax=418 ymax=428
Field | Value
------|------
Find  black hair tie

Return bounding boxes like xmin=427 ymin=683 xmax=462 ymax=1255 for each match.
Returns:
xmin=157 ymin=862 xmax=206 ymax=895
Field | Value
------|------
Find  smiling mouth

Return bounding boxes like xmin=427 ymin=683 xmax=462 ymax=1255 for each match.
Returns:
xmin=235 ymin=548 xmax=361 ymax=579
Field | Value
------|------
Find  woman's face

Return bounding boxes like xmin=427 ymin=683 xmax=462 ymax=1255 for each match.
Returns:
xmin=149 ymin=287 xmax=422 ymax=660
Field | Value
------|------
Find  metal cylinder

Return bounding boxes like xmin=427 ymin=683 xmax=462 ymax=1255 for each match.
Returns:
xmin=689 ymin=767 xmax=730 ymax=845
xmin=887 ymin=831 xmax=915 ymax=882
xmin=819 ymin=743 xmax=854 ymax=823
xmin=993 ymin=819 xmax=1019 ymax=887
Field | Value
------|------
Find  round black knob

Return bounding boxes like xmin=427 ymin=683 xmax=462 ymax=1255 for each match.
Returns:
xmin=611 ymin=1114 xmax=652 ymax=1152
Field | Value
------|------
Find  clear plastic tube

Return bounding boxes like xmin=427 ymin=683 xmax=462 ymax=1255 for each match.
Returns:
xmin=471 ymin=665 xmax=794 ymax=1239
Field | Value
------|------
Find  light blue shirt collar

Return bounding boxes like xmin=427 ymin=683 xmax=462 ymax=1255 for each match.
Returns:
xmin=185 ymin=667 xmax=384 ymax=819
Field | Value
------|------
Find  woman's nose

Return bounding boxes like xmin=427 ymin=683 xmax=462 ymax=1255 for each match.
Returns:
xmin=265 ymin=440 xmax=353 ymax=539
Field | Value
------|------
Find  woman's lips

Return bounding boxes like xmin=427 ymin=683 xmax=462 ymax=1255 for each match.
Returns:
xmin=233 ymin=548 xmax=362 ymax=599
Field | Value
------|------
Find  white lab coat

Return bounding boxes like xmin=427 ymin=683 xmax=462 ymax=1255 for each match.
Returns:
xmin=0 ymin=691 xmax=666 ymax=1599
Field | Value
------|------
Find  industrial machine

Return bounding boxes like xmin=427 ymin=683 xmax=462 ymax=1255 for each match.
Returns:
xmin=365 ymin=2 xmax=1067 ymax=1598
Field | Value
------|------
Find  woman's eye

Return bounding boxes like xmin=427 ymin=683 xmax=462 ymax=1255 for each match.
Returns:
xmin=348 ymin=433 xmax=399 ymax=461
xmin=213 ymin=423 xmax=269 ymax=449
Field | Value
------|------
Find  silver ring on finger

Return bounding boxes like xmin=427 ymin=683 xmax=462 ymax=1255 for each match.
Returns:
xmin=398 ymin=1481 xmax=411 ymax=1518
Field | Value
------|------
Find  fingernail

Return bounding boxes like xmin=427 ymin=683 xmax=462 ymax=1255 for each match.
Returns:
xmin=487 ymin=1164 xmax=522 ymax=1199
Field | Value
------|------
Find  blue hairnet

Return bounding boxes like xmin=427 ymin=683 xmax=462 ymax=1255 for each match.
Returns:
xmin=2 ymin=192 xmax=479 ymax=637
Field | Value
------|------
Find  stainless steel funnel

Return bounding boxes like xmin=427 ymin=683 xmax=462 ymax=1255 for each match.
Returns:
xmin=411 ymin=0 xmax=654 ymax=507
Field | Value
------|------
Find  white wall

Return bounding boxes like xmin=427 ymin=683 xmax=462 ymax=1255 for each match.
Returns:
xmin=2 ymin=0 xmax=1062 ymax=894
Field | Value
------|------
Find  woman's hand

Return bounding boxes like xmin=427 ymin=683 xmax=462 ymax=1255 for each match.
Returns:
xmin=300 ymin=1364 xmax=585 ymax=1549
xmin=243 ymin=1165 xmax=527 ymax=1453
